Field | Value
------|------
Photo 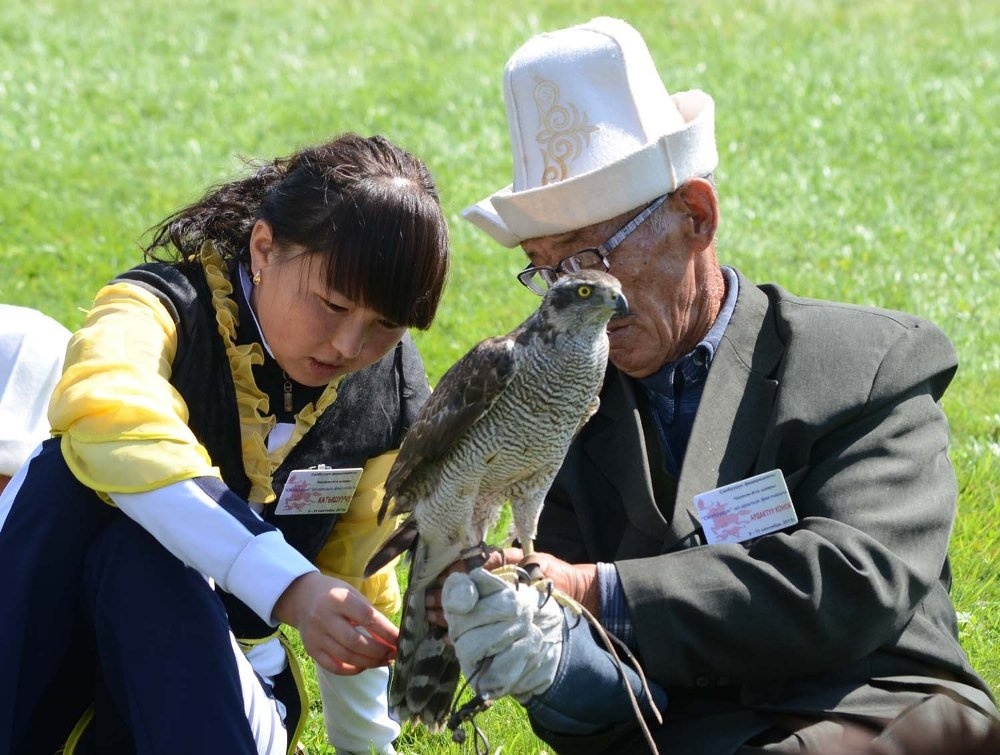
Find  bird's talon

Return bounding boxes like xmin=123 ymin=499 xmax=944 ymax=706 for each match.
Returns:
xmin=521 ymin=555 xmax=546 ymax=584
xmin=540 ymin=578 xmax=555 ymax=607
xmin=459 ymin=542 xmax=491 ymax=570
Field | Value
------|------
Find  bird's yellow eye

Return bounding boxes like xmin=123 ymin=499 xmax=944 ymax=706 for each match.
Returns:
xmin=577 ymin=285 xmax=592 ymax=298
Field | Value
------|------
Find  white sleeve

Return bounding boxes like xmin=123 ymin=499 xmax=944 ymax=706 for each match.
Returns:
xmin=316 ymin=664 xmax=400 ymax=753
xmin=111 ymin=477 xmax=316 ymax=625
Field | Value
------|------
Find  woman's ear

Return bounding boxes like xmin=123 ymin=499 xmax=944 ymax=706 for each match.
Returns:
xmin=677 ymin=178 xmax=719 ymax=248
xmin=248 ymin=219 xmax=275 ymax=272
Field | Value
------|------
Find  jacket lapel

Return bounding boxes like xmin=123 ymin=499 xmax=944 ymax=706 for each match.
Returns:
xmin=673 ymin=272 xmax=784 ymax=547
xmin=584 ymin=270 xmax=788 ymax=553
xmin=584 ymin=366 xmax=671 ymax=543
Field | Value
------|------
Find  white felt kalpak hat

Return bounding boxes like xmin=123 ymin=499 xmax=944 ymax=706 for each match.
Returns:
xmin=462 ymin=16 xmax=718 ymax=247
xmin=0 ymin=305 xmax=71 ymax=476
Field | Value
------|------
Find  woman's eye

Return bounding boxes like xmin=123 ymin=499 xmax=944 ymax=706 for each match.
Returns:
xmin=322 ymin=298 xmax=348 ymax=314
xmin=378 ymin=318 xmax=402 ymax=330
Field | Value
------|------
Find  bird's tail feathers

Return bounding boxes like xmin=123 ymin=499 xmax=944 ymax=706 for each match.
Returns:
xmin=364 ymin=518 xmax=418 ymax=577
xmin=390 ymin=581 xmax=461 ymax=731
xmin=390 ymin=624 xmax=460 ymax=732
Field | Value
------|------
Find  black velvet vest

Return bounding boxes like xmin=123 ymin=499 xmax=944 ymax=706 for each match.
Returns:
xmin=114 ymin=259 xmax=430 ymax=638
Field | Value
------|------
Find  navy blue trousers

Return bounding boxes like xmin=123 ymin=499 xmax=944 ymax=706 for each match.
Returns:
xmin=0 ymin=439 xmax=262 ymax=754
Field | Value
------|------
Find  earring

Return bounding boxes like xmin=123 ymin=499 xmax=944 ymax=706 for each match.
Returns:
xmin=252 ymin=270 xmax=261 ymax=285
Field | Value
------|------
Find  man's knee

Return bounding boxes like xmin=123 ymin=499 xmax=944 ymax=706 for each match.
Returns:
xmin=874 ymin=694 xmax=1000 ymax=755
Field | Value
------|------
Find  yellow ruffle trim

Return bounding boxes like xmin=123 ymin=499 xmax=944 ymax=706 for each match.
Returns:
xmin=199 ymin=242 xmax=343 ymax=504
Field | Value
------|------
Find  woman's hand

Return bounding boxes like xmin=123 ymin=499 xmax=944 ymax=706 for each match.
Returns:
xmin=273 ymin=571 xmax=398 ymax=675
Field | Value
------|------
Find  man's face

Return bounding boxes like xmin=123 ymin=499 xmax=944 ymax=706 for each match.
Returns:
xmin=521 ymin=202 xmax=699 ymax=379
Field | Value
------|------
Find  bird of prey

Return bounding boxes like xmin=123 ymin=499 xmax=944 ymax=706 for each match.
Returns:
xmin=364 ymin=269 xmax=627 ymax=730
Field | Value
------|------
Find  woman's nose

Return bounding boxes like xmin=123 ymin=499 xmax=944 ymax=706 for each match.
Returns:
xmin=329 ymin=321 xmax=365 ymax=360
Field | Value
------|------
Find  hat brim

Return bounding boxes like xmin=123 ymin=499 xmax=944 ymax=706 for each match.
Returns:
xmin=461 ymin=90 xmax=717 ymax=248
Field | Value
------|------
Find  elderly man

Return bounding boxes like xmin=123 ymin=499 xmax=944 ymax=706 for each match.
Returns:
xmin=439 ymin=16 xmax=999 ymax=755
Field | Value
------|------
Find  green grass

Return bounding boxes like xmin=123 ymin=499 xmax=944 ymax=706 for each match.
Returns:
xmin=2 ymin=0 xmax=996 ymax=752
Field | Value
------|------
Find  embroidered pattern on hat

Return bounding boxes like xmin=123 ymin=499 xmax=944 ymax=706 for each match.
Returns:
xmin=534 ymin=80 xmax=598 ymax=185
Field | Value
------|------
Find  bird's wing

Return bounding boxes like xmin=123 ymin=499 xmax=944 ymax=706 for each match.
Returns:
xmin=377 ymin=334 xmax=519 ymax=520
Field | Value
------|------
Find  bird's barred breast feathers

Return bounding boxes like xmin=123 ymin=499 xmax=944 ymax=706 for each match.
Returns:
xmin=377 ymin=271 xmax=621 ymax=524
xmin=379 ymin=334 xmax=518 ymax=518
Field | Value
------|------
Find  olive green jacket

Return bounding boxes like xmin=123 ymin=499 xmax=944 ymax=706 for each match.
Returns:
xmin=533 ymin=268 xmax=997 ymax=754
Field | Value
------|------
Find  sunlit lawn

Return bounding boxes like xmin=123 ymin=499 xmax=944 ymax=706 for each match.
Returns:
xmin=1 ymin=1 xmax=996 ymax=752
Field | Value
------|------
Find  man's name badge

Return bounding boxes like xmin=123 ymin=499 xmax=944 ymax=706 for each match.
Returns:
xmin=693 ymin=469 xmax=798 ymax=545
xmin=274 ymin=466 xmax=363 ymax=516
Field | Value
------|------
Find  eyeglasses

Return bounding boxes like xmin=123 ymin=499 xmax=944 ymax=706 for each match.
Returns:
xmin=516 ymin=193 xmax=669 ymax=295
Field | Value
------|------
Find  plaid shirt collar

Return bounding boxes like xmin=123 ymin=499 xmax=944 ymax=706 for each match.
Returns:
xmin=638 ymin=266 xmax=738 ymax=422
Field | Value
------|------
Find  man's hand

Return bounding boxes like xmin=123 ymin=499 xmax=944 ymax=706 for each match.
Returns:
xmin=508 ymin=549 xmax=600 ymax=614
xmin=441 ymin=567 xmax=564 ymax=702
xmin=427 ymin=548 xmax=599 ymax=627
xmin=273 ymin=571 xmax=398 ymax=675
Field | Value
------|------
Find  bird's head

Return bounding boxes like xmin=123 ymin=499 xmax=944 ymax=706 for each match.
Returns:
xmin=539 ymin=270 xmax=629 ymax=330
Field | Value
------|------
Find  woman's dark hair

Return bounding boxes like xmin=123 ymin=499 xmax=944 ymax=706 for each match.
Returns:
xmin=144 ymin=133 xmax=449 ymax=329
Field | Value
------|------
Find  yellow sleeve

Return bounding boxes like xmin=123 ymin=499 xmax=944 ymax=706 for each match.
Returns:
xmin=314 ymin=450 xmax=403 ymax=619
xmin=49 ymin=281 xmax=220 ymax=493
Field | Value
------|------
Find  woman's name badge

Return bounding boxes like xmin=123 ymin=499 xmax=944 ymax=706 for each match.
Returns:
xmin=274 ymin=466 xmax=363 ymax=515
xmin=693 ymin=469 xmax=798 ymax=545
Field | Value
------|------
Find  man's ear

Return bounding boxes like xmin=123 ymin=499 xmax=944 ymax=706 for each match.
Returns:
xmin=677 ymin=178 xmax=719 ymax=248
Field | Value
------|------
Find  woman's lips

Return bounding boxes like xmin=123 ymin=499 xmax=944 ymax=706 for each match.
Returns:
xmin=308 ymin=356 xmax=345 ymax=379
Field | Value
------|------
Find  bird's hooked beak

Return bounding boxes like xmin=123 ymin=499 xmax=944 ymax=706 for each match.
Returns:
xmin=612 ymin=292 xmax=629 ymax=320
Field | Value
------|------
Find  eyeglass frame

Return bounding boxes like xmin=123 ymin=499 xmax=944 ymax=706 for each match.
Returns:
xmin=516 ymin=193 xmax=670 ymax=295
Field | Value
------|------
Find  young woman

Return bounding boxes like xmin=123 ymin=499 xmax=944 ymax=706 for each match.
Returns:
xmin=0 ymin=133 xmax=449 ymax=755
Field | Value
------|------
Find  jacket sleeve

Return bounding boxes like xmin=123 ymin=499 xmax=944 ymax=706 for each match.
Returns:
xmin=112 ymin=477 xmax=314 ymax=625
xmin=49 ymin=281 xmax=220 ymax=493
